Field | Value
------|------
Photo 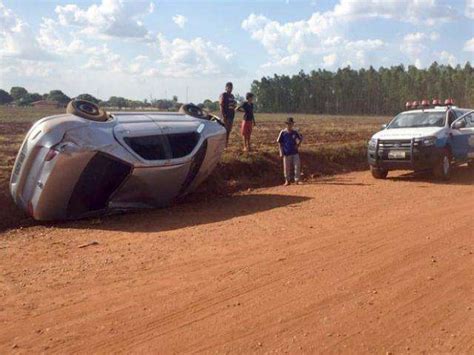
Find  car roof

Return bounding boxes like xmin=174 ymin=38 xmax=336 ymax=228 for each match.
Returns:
xmin=400 ymin=106 xmax=464 ymax=114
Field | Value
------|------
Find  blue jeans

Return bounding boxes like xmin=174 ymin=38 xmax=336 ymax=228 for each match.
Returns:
xmin=283 ymin=154 xmax=301 ymax=182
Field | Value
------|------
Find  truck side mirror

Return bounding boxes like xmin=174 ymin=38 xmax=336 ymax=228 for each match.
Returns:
xmin=452 ymin=120 xmax=466 ymax=130
xmin=381 ymin=124 xmax=387 ymax=129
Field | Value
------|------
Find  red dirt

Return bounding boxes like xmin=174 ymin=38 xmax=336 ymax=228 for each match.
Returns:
xmin=1 ymin=169 xmax=473 ymax=353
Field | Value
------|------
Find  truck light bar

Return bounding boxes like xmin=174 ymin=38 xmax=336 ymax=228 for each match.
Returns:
xmin=405 ymin=98 xmax=455 ymax=110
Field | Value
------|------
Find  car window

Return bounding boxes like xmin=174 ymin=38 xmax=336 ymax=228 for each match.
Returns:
xmin=123 ymin=133 xmax=200 ymax=160
xmin=388 ymin=112 xmax=445 ymax=128
xmin=124 ymin=135 xmax=169 ymax=160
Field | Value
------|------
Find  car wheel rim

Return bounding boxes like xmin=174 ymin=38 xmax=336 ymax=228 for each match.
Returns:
xmin=443 ymin=156 xmax=450 ymax=175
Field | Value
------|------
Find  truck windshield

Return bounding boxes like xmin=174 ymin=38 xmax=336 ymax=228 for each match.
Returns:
xmin=388 ymin=112 xmax=445 ymax=128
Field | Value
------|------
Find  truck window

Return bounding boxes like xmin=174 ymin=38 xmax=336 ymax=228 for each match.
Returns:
xmin=448 ymin=111 xmax=457 ymax=126
xmin=465 ymin=113 xmax=474 ymax=128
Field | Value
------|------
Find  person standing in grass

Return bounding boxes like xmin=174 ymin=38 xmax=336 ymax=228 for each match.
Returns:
xmin=236 ymin=92 xmax=256 ymax=152
xmin=277 ymin=117 xmax=303 ymax=186
xmin=219 ymin=82 xmax=237 ymax=145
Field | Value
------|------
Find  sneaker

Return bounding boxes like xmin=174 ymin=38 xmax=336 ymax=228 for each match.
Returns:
xmin=295 ymin=180 xmax=303 ymax=185
xmin=284 ymin=181 xmax=290 ymax=186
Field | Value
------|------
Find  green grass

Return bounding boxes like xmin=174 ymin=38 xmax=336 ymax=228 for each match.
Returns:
xmin=0 ymin=106 xmax=64 ymax=123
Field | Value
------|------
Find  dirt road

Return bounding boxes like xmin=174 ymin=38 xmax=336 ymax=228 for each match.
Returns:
xmin=1 ymin=169 xmax=473 ymax=353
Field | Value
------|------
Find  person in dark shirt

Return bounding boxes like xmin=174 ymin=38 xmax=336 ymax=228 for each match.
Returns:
xmin=277 ymin=117 xmax=303 ymax=185
xmin=236 ymin=92 xmax=256 ymax=152
xmin=219 ymin=82 xmax=236 ymax=145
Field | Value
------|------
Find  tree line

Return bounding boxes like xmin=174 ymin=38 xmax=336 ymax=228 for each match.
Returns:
xmin=2 ymin=62 xmax=472 ymax=115
xmin=0 ymin=87 xmax=186 ymax=110
xmin=250 ymin=62 xmax=474 ymax=115
xmin=0 ymin=86 xmax=230 ymax=112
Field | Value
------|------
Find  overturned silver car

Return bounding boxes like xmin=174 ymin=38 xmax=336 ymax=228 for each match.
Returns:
xmin=10 ymin=100 xmax=226 ymax=221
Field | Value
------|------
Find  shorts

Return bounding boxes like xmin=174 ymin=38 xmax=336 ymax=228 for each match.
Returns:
xmin=240 ymin=120 xmax=253 ymax=138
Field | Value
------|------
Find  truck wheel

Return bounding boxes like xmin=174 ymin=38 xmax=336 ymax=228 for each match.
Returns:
xmin=370 ymin=166 xmax=388 ymax=179
xmin=433 ymin=150 xmax=451 ymax=180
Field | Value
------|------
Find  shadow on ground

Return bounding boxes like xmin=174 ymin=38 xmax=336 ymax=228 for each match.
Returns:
xmin=52 ymin=193 xmax=311 ymax=234
xmin=386 ymin=165 xmax=474 ymax=186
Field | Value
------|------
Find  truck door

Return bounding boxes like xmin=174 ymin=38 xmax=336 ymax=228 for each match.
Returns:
xmin=450 ymin=110 xmax=474 ymax=161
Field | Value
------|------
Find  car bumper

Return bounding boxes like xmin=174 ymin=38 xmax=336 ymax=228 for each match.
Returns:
xmin=368 ymin=142 xmax=443 ymax=171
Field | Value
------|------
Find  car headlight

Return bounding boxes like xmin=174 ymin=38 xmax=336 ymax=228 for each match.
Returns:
xmin=368 ymin=138 xmax=377 ymax=149
xmin=415 ymin=136 xmax=436 ymax=146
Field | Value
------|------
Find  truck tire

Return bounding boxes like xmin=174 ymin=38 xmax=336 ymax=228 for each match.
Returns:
xmin=370 ymin=166 xmax=388 ymax=179
xmin=432 ymin=149 xmax=451 ymax=180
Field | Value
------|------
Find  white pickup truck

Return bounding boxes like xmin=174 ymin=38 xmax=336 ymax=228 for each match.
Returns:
xmin=368 ymin=100 xmax=474 ymax=180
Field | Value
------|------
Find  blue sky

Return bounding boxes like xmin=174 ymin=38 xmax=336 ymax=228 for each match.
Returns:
xmin=1 ymin=0 xmax=473 ymax=102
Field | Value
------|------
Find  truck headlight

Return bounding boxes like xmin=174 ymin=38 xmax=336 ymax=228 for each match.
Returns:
xmin=368 ymin=138 xmax=377 ymax=149
xmin=415 ymin=136 xmax=436 ymax=146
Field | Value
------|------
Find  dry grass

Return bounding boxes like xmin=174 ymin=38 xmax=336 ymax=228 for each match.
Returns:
xmin=0 ymin=106 xmax=391 ymax=230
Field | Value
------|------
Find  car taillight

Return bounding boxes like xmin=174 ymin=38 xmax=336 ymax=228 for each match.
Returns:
xmin=44 ymin=148 xmax=59 ymax=161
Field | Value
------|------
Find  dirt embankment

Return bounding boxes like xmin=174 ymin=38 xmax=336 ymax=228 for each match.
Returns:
xmin=0 ymin=138 xmax=368 ymax=232
xmin=0 ymin=169 xmax=473 ymax=353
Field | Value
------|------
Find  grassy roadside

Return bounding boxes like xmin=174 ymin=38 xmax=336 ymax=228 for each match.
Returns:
xmin=193 ymin=142 xmax=369 ymax=200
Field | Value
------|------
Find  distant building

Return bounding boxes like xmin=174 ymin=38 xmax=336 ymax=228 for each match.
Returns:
xmin=31 ymin=100 xmax=61 ymax=108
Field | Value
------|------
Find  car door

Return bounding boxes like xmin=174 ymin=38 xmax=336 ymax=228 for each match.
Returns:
xmin=450 ymin=110 xmax=474 ymax=161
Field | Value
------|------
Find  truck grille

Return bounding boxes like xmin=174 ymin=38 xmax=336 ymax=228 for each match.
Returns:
xmin=378 ymin=139 xmax=411 ymax=150
xmin=377 ymin=139 xmax=412 ymax=161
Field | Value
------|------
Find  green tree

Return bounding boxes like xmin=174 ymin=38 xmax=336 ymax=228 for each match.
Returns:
xmin=76 ymin=93 xmax=100 ymax=104
xmin=10 ymin=86 xmax=28 ymax=101
xmin=0 ymin=89 xmax=13 ymax=105
xmin=107 ymin=96 xmax=128 ymax=109
xmin=18 ymin=93 xmax=42 ymax=106
xmin=250 ymin=62 xmax=473 ymax=115
xmin=48 ymin=90 xmax=70 ymax=105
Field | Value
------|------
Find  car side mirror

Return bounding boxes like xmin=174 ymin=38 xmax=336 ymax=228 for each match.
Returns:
xmin=381 ymin=124 xmax=387 ymax=129
xmin=452 ymin=120 xmax=466 ymax=130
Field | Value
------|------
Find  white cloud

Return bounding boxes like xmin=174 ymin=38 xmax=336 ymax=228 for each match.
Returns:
xmin=333 ymin=0 xmax=457 ymax=25
xmin=466 ymin=0 xmax=474 ymax=19
xmin=323 ymin=53 xmax=337 ymax=67
xmin=400 ymin=32 xmax=439 ymax=67
xmin=155 ymin=34 xmax=236 ymax=77
xmin=464 ymin=38 xmax=474 ymax=52
xmin=37 ymin=18 xmax=88 ymax=56
xmin=0 ymin=2 xmax=54 ymax=60
xmin=54 ymin=0 xmax=154 ymax=39
xmin=438 ymin=51 xmax=457 ymax=66
xmin=172 ymin=14 xmax=187 ymax=29
xmin=242 ymin=12 xmax=383 ymax=71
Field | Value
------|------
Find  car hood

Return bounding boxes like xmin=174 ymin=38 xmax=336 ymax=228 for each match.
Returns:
xmin=372 ymin=127 xmax=443 ymax=140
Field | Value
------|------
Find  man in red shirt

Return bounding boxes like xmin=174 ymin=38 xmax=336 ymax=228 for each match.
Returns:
xmin=219 ymin=82 xmax=236 ymax=144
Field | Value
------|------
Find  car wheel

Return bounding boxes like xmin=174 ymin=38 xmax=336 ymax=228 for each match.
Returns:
xmin=67 ymin=99 xmax=109 ymax=122
xmin=433 ymin=149 xmax=451 ymax=180
xmin=179 ymin=104 xmax=209 ymax=119
xmin=370 ymin=166 xmax=388 ymax=179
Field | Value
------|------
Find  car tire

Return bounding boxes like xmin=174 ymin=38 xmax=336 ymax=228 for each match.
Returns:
xmin=67 ymin=99 xmax=109 ymax=122
xmin=370 ymin=166 xmax=388 ymax=179
xmin=432 ymin=149 xmax=451 ymax=180
xmin=179 ymin=104 xmax=209 ymax=120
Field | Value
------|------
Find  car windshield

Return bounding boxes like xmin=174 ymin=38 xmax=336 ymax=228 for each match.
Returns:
xmin=388 ymin=112 xmax=445 ymax=128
